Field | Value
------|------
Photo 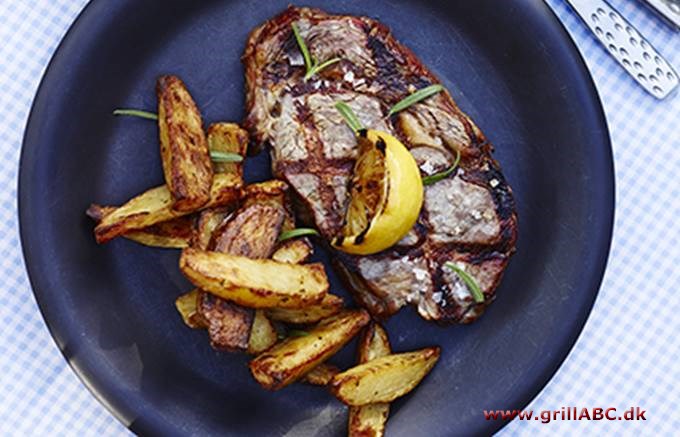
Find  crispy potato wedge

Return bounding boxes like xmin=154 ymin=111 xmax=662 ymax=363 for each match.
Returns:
xmin=266 ymin=294 xmax=343 ymax=324
xmin=210 ymin=202 xmax=285 ymax=258
xmin=301 ymin=363 xmax=341 ymax=386
xmin=87 ymin=205 xmax=195 ymax=248
xmin=357 ymin=323 xmax=391 ymax=363
xmin=207 ymin=122 xmax=248 ymax=176
xmin=349 ymin=404 xmax=390 ymax=437
xmin=174 ymin=289 xmax=207 ymax=328
xmin=243 ymin=180 xmax=295 ymax=231
xmin=192 ymin=208 xmax=232 ymax=250
xmin=197 ymin=291 xmax=254 ymax=351
xmin=85 ymin=205 xmax=116 ymax=222
xmin=92 ymin=173 xmax=242 ymax=244
xmin=243 ymin=180 xmax=288 ymax=204
xmin=271 ymin=238 xmax=313 ymax=264
xmin=249 ymin=310 xmax=370 ymax=390
xmin=179 ymin=249 xmax=329 ymax=308
xmin=330 ymin=347 xmax=441 ymax=406
xmin=349 ymin=323 xmax=392 ymax=437
xmin=157 ymin=75 xmax=213 ymax=212
xmin=247 ymin=310 xmax=278 ymax=355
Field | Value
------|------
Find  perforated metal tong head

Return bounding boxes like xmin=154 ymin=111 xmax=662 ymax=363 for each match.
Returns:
xmin=567 ymin=0 xmax=679 ymax=99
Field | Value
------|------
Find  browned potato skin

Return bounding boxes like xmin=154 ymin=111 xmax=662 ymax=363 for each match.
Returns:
xmin=243 ymin=180 xmax=295 ymax=231
xmin=174 ymin=289 xmax=208 ymax=328
xmin=197 ymin=291 xmax=254 ymax=351
xmin=179 ymin=249 xmax=329 ymax=308
xmin=87 ymin=205 xmax=195 ymax=248
xmin=209 ymin=202 xmax=285 ymax=258
xmin=207 ymin=122 xmax=248 ymax=176
xmin=157 ymin=75 xmax=213 ymax=212
xmin=266 ymin=294 xmax=344 ymax=324
xmin=301 ymin=363 xmax=341 ymax=386
xmin=185 ymin=182 xmax=290 ymax=351
xmin=247 ymin=310 xmax=278 ymax=355
xmin=349 ymin=323 xmax=392 ymax=437
xmin=85 ymin=203 xmax=196 ymax=249
xmin=191 ymin=208 xmax=233 ymax=250
xmin=271 ymin=238 xmax=313 ymax=264
xmin=93 ymin=173 xmax=242 ymax=244
xmin=243 ymin=179 xmax=288 ymax=201
xmin=249 ymin=310 xmax=370 ymax=390
xmin=330 ymin=347 xmax=441 ymax=406
xmin=357 ymin=323 xmax=391 ymax=363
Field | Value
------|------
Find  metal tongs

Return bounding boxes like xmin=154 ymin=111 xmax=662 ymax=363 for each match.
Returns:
xmin=566 ymin=0 xmax=679 ymax=99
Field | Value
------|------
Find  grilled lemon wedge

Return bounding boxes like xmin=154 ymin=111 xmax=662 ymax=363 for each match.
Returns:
xmin=333 ymin=129 xmax=423 ymax=255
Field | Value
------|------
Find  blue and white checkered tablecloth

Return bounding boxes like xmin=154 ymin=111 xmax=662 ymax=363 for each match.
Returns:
xmin=0 ymin=0 xmax=677 ymax=435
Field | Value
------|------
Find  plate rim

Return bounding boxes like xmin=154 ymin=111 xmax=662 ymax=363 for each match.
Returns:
xmin=17 ymin=0 xmax=615 ymax=435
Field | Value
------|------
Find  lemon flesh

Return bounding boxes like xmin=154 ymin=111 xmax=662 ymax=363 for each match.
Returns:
xmin=334 ymin=129 xmax=423 ymax=255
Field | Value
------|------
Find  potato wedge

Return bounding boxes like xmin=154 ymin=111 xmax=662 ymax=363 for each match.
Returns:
xmin=249 ymin=310 xmax=369 ymax=390
xmin=207 ymin=122 xmax=248 ymax=176
xmin=179 ymin=249 xmax=328 ymax=308
xmin=157 ymin=75 xmax=213 ymax=212
xmin=330 ymin=347 xmax=440 ymax=406
xmin=266 ymin=294 xmax=343 ymax=324
xmin=301 ymin=363 xmax=341 ymax=386
xmin=87 ymin=205 xmax=195 ymax=248
xmin=192 ymin=207 xmax=232 ymax=250
xmin=357 ymin=323 xmax=391 ymax=363
xmin=247 ymin=310 xmax=278 ymax=355
xmin=210 ymin=202 xmax=285 ymax=258
xmin=243 ymin=180 xmax=295 ymax=231
xmin=174 ymin=289 xmax=207 ymax=328
xmin=243 ymin=180 xmax=288 ymax=205
xmin=92 ymin=173 xmax=242 ymax=244
xmin=271 ymin=238 xmax=313 ymax=264
xmin=348 ymin=323 xmax=392 ymax=437
xmin=197 ymin=291 xmax=254 ymax=351
xmin=349 ymin=404 xmax=390 ymax=437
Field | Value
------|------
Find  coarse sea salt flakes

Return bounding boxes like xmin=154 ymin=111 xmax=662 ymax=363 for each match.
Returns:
xmin=413 ymin=267 xmax=427 ymax=281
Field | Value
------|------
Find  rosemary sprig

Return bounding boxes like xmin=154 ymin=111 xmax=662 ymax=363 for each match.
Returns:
xmin=421 ymin=148 xmax=461 ymax=185
xmin=387 ymin=84 xmax=445 ymax=116
xmin=112 ymin=108 xmax=244 ymax=163
xmin=292 ymin=23 xmax=312 ymax=72
xmin=305 ymin=58 xmax=341 ymax=81
xmin=113 ymin=108 xmax=158 ymax=120
xmin=292 ymin=23 xmax=340 ymax=81
xmin=334 ymin=101 xmax=363 ymax=134
xmin=209 ymin=151 xmax=243 ymax=163
xmin=445 ymin=262 xmax=485 ymax=303
xmin=278 ymin=228 xmax=320 ymax=242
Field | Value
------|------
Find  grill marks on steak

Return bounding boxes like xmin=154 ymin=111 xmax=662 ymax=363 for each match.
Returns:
xmin=244 ymin=7 xmax=517 ymax=323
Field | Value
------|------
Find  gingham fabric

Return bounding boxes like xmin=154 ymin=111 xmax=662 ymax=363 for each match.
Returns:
xmin=0 ymin=0 xmax=677 ymax=435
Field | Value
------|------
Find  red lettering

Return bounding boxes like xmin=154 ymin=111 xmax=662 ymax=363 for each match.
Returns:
xmin=517 ymin=410 xmax=533 ymax=419
xmin=578 ymin=408 xmax=591 ymax=420
xmin=592 ymin=408 xmax=604 ymax=420
xmin=605 ymin=408 xmax=617 ymax=420
xmin=636 ymin=407 xmax=646 ymax=420
xmin=483 ymin=410 xmax=500 ymax=420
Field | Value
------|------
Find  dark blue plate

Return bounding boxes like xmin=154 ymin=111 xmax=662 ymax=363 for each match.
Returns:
xmin=19 ymin=0 xmax=614 ymax=435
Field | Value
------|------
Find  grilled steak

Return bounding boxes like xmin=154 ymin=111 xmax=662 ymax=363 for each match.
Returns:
xmin=243 ymin=7 xmax=517 ymax=323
